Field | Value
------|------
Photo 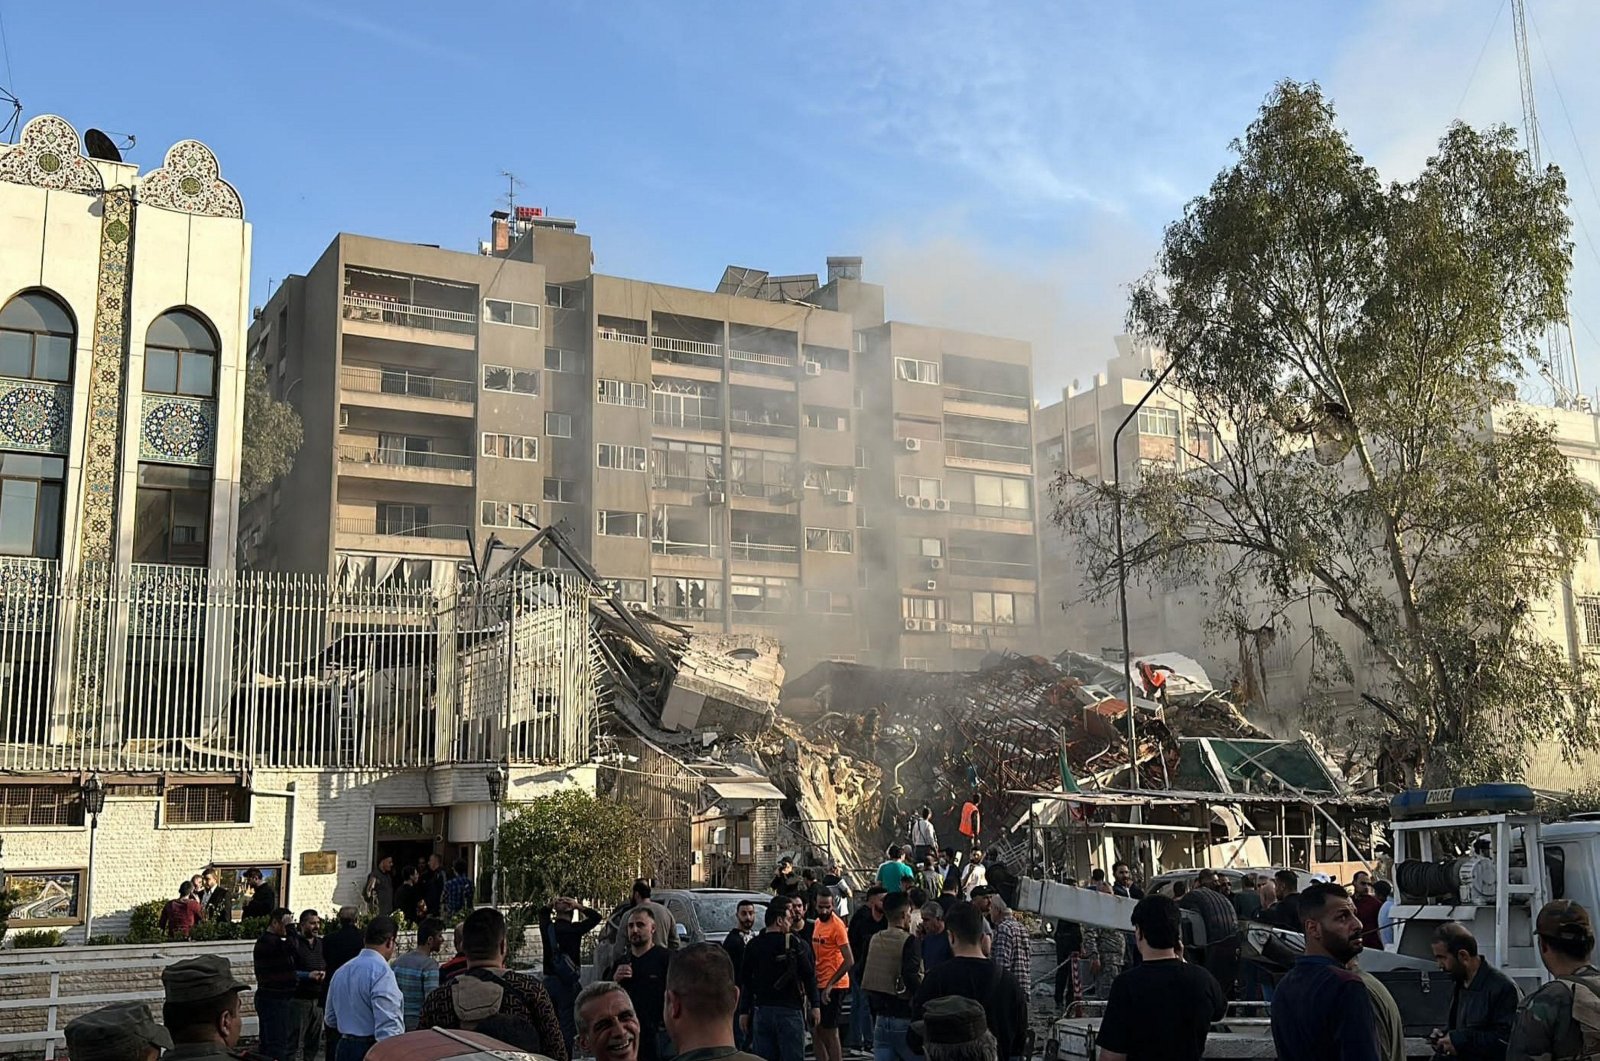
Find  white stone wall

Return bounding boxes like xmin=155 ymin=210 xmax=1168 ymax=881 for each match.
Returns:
xmin=4 ymin=764 xmax=600 ymax=943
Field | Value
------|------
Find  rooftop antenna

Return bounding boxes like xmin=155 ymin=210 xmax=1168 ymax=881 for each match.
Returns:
xmin=499 ymin=169 xmax=523 ymax=216
xmin=84 ymin=128 xmax=134 ymax=163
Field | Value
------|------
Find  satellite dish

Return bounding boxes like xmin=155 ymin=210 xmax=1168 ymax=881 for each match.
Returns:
xmin=84 ymin=129 xmax=122 ymax=163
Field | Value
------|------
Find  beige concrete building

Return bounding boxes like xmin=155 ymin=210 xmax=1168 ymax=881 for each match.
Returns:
xmin=243 ymin=215 xmax=1043 ymax=673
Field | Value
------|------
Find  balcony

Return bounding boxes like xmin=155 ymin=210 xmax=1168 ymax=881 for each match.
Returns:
xmin=599 ymin=328 xmax=649 ymax=346
xmin=342 ymin=366 xmax=475 ymax=414
xmin=338 ymin=443 xmax=473 ymax=487
xmin=652 ymin=335 xmax=723 ymax=369
xmin=653 ymin=409 xmax=723 ymax=433
xmin=342 ymin=294 xmax=476 ymax=338
xmin=729 ymin=416 xmax=796 ymax=439
xmin=651 ymin=539 xmax=723 ymax=559
xmin=730 ymin=541 xmax=800 ymax=564
xmin=945 ymin=438 xmax=1033 ymax=468
xmin=335 ymin=518 xmax=471 ymax=556
xmin=945 ymin=500 xmax=1033 ymax=521
xmin=949 ymin=557 xmax=1037 ymax=581
xmin=944 ymin=385 xmax=1031 ymax=421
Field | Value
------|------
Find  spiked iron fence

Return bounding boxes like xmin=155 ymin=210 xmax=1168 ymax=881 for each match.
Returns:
xmin=0 ymin=559 xmax=598 ymax=773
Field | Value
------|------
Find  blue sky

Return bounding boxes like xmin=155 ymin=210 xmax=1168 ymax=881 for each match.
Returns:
xmin=7 ymin=1 xmax=1600 ymax=398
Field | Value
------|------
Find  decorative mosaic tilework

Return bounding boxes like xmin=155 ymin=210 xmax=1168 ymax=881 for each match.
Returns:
xmin=136 ymin=139 xmax=243 ymax=219
xmin=77 ymin=187 xmax=136 ymax=567
xmin=0 ymin=379 xmax=71 ymax=453
xmin=0 ymin=115 xmax=104 ymax=194
xmin=139 ymin=394 xmax=216 ymax=465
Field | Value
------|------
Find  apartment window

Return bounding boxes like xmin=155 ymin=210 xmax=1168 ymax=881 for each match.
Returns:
xmin=853 ymin=387 xmax=865 ymax=410
xmin=597 ymin=379 xmax=648 ymax=408
xmin=895 ymin=417 xmax=943 ymax=442
xmin=898 ymin=476 xmax=943 ymax=501
xmin=133 ymin=463 xmax=211 ymax=566
xmin=804 ymin=527 xmax=853 ymax=554
xmin=545 ymin=347 xmax=582 ymax=373
xmin=481 ymin=433 xmax=539 ymax=461
xmin=164 ymin=784 xmax=248 ymax=826
xmin=652 ymin=576 xmax=723 ymax=620
xmin=597 ymin=443 xmax=646 ymax=472
xmin=596 ymin=510 xmax=646 ymax=538
xmin=803 ymin=466 xmax=855 ymax=492
xmin=1583 ymin=597 xmax=1600 ymax=646
xmin=0 ymin=783 xmax=83 ymax=827
xmin=144 ymin=310 xmax=217 ymax=397
xmin=377 ymin=434 xmax=433 ymax=466
xmin=903 ymin=658 xmax=930 ymax=672
xmin=804 ymin=406 xmax=849 ymax=431
xmin=614 ymin=578 xmax=647 ymax=604
xmin=545 ymin=412 xmax=572 ymax=438
xmin=651 ymin=439 xmax=724 ymax=491
xmin=966 ymin=590 xmax=1035 ymax=626
xmin=803 ymin=345 xmax=849 ymax=372
xmin=1069 ymin=425 xmax=1099 ymax=471
xmin=731 ymin=574 xmax=798 ymax=615
xmin=546 ymin=284 xmax=582 ymax=310
xmin=857 ymin=505 xmax=868 ymax=529
xmin=904 ymin=536 xmax=942 ymax=558
xmin=483 ymin=298 xmax=539 ymax=329
xmin=0 ymin=290 xmax=74 ymax=382
xmin=378 ymin=503 xmax=427 ymax=535
xmin=729 ymin=448 xmax=794 ymax=498
xmin=895 ymin=357 xmax=941 ymax=384
xmin=483 ymin=364 xmax=539 ymax=395
xmin=543 ymin=478 xmax=576 ymax=503
xmin=855 ymin=447 xmax=869 ymax=469
xmin=482 ymin=500 xmax=538 ymax=528
xmin=805 ymin=589 xmax=853 ymax=614
xmin=0 ymin=453 xmax=65 ymax=559
xmin=902 ymin=596 xmax=947 ymax=620
xmin=971 ymin=474 xmax=1032 ymax=517
xmin=654 ymin=378 xmax=722 ymax=429
xmin=4 ymin=868 xmax=83 ymax=924
xmin=1138 ymin=407 xmax=1179 ymax=437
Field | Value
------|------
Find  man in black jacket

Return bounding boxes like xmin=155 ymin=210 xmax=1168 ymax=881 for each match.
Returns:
xmin=844 ymin=887 xmax=887 ymax=1050
xmin=540 ymin=896 xmax=603 ymax=1056
xmin=241 ymin=868 xmax=276 ymax=920
xmin=288 ymin=909 xmax=327 ymax=1061
xmin=738 ymin=896 xmax=820 ymax=1061
xmin=1429 ymin=922 xmax=1520 ymax=1061
xmin=913 ymin=901 xmax=1027 ymax=1061
xmin=863 ymin=892 xmax=923 ymax=1061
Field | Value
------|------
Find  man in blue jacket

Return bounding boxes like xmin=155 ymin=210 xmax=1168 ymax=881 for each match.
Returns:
xmin=1269 ymin=883 xmax=1379 ymax=1061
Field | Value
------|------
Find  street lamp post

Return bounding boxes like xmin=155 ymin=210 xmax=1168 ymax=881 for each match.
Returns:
xmin=1110 ymin=355 xmax=1185 ymax=788
xmin=81 ymin=775 xmax=106 ymax=939
xmin=486 ymin=766 xmax=506 ymax=907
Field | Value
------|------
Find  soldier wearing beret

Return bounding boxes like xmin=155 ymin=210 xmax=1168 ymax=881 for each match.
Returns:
xmin=161 ymin=954 xmax=260 ymax=1061
xmin=1508 ymin=900 xmax=1600 ymax=1061
xmin=910 ymin=996 xmax=996 ymax=1061
xmin=65 ymin=1002 xmax=172 ymax=1061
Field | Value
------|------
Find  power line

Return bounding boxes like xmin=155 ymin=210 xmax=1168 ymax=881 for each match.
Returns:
xmin=0 ymin=1 xmax=14 ymax=97
xmin=1454 ymin=0 xmax=1508 ymax=120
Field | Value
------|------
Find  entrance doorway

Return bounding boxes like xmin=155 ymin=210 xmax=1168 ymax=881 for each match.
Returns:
xmin=373 ymin=808 xmax=450 ymax=883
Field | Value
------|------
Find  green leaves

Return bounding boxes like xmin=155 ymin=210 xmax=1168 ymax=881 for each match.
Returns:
xmin=497 ymin=788 xmax=648 ymax=905
xmin=240 ymin=361 xmax=303 ymax=499
xmin=1057 ymin=80 xmax=1600 ymax=785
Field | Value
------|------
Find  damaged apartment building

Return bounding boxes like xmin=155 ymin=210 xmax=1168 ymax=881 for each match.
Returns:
xmin=242 ymin=209 xmax=1046 ymax=677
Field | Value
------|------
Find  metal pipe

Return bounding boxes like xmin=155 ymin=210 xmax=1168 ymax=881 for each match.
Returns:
xmin=1111 ymin=355 xmax=1184 ymax=786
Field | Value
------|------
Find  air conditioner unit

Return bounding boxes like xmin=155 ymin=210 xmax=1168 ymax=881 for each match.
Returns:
xmin=919 ymin=497 xmax=935 ymax=510
xmin=707 ymin=490 xmax=727 ymax=505
xmin=903 ymin=437 xmax=921 ymax=452
xmin=924 ymin=579 xmax=938 ymax=591
xmin=339 ymin=409 xmax=350 ymax=428
xmin=833 ymin=490 xmax=854 ymax=504
xmin=904 ymin=617 xmax=920 ymax=632
xmin=935 ymin=621 xmax=950 ymax=633
xmin=902 ymin=495 xmax=920 ymax=509
xmin=933 ymin=498 xmax=950 ymax=512
xmin=927 ymin=557 xmax=944 ymax=570
xmin=950 ymin=622 xmax=972 ymax=635
xmin=804 ymin=361 xmax=824 ymax=377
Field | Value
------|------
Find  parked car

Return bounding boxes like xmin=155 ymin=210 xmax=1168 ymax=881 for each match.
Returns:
xmin=588 ymin=888 xmax=769 ymax=981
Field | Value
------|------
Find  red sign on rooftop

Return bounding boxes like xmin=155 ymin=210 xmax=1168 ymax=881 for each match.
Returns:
xmin=514 ymin=206 xmax=544 ymax=220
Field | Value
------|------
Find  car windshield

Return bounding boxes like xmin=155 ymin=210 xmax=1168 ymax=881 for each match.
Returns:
xmin=693 ymin=895 xmax=757 ymax=935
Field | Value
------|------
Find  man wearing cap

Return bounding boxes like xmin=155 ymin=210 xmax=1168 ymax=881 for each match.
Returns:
xmin=1508 ymin=900 xmax=1600 ymax=1061
xmin=322 ymin=915 xmax=405 ymax=1061
xmin=65 ymin=1002 xmax=173 ymax=1061
xmin=912 ymin=997 xmax=998 ymax=1061
xmin=914 ymin=902 xmax=1027 ymax=1061
xmin=161 ymin=954 xmax=254 ymax=1061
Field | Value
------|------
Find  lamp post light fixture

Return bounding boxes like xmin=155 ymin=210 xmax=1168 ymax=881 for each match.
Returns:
xmin=486 ymin=765 xmax=507 ymax=907
xmin=81 ymin=775 xmax=106 ymax=939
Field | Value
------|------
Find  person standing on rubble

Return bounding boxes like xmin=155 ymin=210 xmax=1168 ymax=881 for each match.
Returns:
xmin=959 ymin=794 xmax=982 ymax=849
xmin=911 ymin=807 xmax=938 ymax=865
xmin=960 ymin=851 xmax=988 ymax=900
xmin=846 ymin=887 xmax=889 ymax=1052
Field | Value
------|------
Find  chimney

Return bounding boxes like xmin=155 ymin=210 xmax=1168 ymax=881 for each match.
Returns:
xmin=490 ymin=211 xmax=510 ymax=255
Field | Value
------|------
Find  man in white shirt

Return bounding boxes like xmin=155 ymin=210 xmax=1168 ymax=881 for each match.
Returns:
xmin=324 ymin=916 xmax=404 ymax=1061
xmin=910 ymin=807 xmax=938 ymax=864
xmin=1376 ymin=880 xmax=1396 ymax=947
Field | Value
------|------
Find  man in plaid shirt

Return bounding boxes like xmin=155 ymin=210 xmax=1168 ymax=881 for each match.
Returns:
xmin=986 ymin=894 xmax=1031 ymax=991
xmin=441 ymin=860 xmax=474 ymax=920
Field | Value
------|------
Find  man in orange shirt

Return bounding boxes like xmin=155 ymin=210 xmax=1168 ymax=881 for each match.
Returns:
xmin=810 ymin=892 xmax=855 ymax=1061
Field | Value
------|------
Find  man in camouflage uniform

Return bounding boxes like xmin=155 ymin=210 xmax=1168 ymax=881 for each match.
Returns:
xmin=1508 ymin=899 xmax=1600 ymax=1061
xmin=1081 ymin=884 xmax=1126 ymax=999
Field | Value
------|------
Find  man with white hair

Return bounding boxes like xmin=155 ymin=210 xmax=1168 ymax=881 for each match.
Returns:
xmin=987 ymin=895 xmax=1030 ymax=992
xmin=577 ymin=981 xmax=640 ymax=1061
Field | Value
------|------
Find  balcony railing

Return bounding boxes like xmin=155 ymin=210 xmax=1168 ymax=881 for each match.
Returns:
xmin=343 ymin=366 xmax=475 ymax=403
xmin=336 ymin=519 xmax=470 ymax=540
xmin=729 ymin=480 xmax=798 ymax=501
xmin=730 ymin=541 xmax=800 ymax=564
xmin=945 ymin=439 xmax=1032 ymax=465
xmin=652 ymin=335 xmax=723 ymax=368
xmin=651 ymin=540 xmax=722 ymax=558
xmin=599 ymin=328 xmax=649 ymax=346
xmin=342 ymin=294 xmax=476 ymax=335
xmin=944 ymin=385 xmax=1031 ymax=409
xmin=652 ymin=474 xmax=723 ymax=493
xmin=949 ymin=557 xmax=1037 ymax=580
xmin=945 ymin=500 xmax=1034 ymax=521
xmin=339 ymin=444 xmax=473 ymax=471
xmin=729 ymin=417 xmax=797 ymax=439
xmin=729 ymin=348 xmax=796 ymax=376
xmin=653 ymin=605 xmax=720 ymax=623
xmin=653 ymin=410 xmax=723 ymax=432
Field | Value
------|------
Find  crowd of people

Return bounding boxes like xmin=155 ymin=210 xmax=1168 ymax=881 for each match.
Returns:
xmin=156 ymin=867 xmax=282 ymax=938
